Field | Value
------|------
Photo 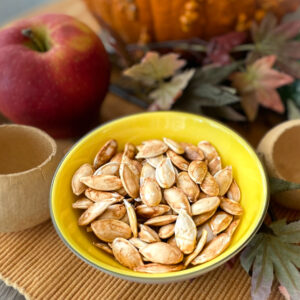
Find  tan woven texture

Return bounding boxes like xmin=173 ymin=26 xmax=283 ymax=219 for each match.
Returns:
xmin=0 ymin=204 xmax=298 ymax=300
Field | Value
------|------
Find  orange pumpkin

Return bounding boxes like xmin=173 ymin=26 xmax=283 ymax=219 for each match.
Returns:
xmin=84 ymin=0 xmax=300 ymax=44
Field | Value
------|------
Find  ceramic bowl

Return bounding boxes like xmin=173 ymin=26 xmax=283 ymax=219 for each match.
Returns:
xmin=50 ymin=111 xmax=268 ymax=283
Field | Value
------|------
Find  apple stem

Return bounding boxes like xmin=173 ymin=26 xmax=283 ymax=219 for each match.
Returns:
xmin=21 ymin=28 xmax=47 ymax=52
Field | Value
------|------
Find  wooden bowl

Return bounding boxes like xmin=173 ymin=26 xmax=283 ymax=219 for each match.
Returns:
xmin=0 ymin=124 xmax=62 ymax=232
xmin=257 ymin=119 xmax=300 ymax=210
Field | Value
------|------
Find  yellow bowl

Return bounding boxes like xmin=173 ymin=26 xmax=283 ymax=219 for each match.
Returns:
xmin=50 ymin=111 xmax=268 ymax=283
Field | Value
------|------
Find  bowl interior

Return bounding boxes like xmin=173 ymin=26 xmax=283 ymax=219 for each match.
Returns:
xmin=50 ymin=112 xmax=268 ymax=282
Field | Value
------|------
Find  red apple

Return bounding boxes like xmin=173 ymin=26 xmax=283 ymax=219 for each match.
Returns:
xmin=0 ymin=14 xmax=110 ymax=138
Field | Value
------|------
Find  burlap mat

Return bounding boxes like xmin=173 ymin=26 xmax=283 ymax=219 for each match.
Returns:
xmin=0 ymin=203 xmax=298 ymax=300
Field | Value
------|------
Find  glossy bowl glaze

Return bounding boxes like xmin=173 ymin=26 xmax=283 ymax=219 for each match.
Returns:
xmin=50 ymin=111 xmax=268 ymax=283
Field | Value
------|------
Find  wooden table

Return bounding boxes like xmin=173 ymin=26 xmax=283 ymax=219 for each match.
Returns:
xmin=0 ymin=0 xmax=286 ymax=299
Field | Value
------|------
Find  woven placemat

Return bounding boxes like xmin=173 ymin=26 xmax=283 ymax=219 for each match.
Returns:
xmin=0 ymin=203 xmax=298 ymax=300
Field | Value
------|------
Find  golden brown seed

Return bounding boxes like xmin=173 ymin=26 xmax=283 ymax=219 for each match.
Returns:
xmin=191 ymin=197 xmax=220 ymax=216
xmin=146 ymin=155 xmax=164 ymax=168
xmin=140 ymin=177 xmax=162 ymax=207
xmin=72 ymin=198 xmax=94 ymax=209
xmin=94 ymin=139 xmax=118 ymax=169
xmin=144 ymin=215 xmax=178 ymax=226
xmin=123 ymin=143 xmax=136 ymax=159
xmin=175 ymin=209 xmax=197 ymax=254
xmin=120 ymin=163 xmax=140 ymax=198
xmin=94 ymin=162 xmax=120 ymax=176
xmin=166 ymin=150 xmax=189 ymax=171
xmin=85 ymin=189 xmax=123 ymax=202
xmin=91 ymin=219 xmax=132 ymax=242
xmin=158 ymin=223 xmax=175 ymax=239
xmin=225 ymin=217 xmax=241 ymax=237
xmin=112 ymin=238 xmax=144 ymax=269
xmin=193 ymin=209 xmax=217 ymax=226
xmin=220 ymin=197 xmax=243 ymax=215
xmin=155 ymin=158 xmax=176 ymax=188
xmin=140 ymin=163 xmax=156 ymax=185
xmin=184 ymin=229 xmax=208 ymax=267
xmin=129 ymin=238 xmax=148 ymax=249
xmin=164 ymin=187 xmax=191 ymax=215
xmin=71 ymin=163 xmax=94 ymax=196
xmin=176 ymin=172 xmax=200 ymax=202
xmin=78 ymin=199 xmax=118 ymax=226
xmin=139 ymin=224 xmax=161 ymax=243
xmin=136 ymin=140 xmax=168 ymax=159
xmin=116 ymin=186 xmax=127 ymax=196
xmin=97 ymin=204 xmax=126 ymax=220
xmin=110 ymin=152 xmax=123 ymax=164
xmin=163 ymin=137 xmax=184 ymax=154
xmin=214 ymin=166 xmax=233 ymax=196
xmin=188 ymin=160 xmax=207 ymax=184
xmin=135 ymin=204 xmax=170 ymax=218
xmin=134 ymin=263 xmax=184 ymax=273
xmin=200 ymin=172 xmax=219 ymax=196
xmin=209 ymin=211 xmax=233 ymax=235
xmin=80 ymin=175 xmax=122 ymax=191
xmin=184 ymin=144 xmax=205 ymax=161
xmin=191 ymin=233 xmax=231 ymax=265
xmin=93 ymin=242 xmax=113 ymax=255
xmin=208 ymin=156 xmax=222 ymax=175
xmin=139 ymin=242 xmax=183 ymax=265
xmin=124 ymin=199 xmax=138 ymax=238
xmin=227 ymin=179 xmax=241 ymax=202
xmin=197 ymin=141 xmax=218 ymax=161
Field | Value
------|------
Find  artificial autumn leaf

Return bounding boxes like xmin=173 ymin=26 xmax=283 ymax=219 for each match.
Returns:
xmin=204 ymin=31 xmax=247 ymax=65
xmin=240 ymin=220 xmax=300 ymax=300
xmin=249 ymin=13 xmax=300 ymax=78
xmin=279 ymin=285 xmax=291 ymax=300
xmin=269 ymin=177 xmax=300 ymax=194
xmin=123 ymin=51 xmax=186 ymax=86
xmin=148 ymin=69 xmax=195 ymax=110
xmin=231 ymin=55 xmax=294 ymax=120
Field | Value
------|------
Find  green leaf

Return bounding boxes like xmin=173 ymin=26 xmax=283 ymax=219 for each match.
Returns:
xmin=287 ymin=99 xmax=300 ymax=120
xmin=241 ymin=220 xmax=300 ymax=300
xmin=202 ymin=106 xmax=246 ymax=122
xmin=269 ymin=177 xmax=300 ymax=194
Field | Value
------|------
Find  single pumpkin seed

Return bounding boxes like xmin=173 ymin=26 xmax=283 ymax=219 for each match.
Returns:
xmin=209 ymin=211 xmax=233 ymax=235
xmin=91 ymin=219 xmax=132 ymax=242
xmin=136 ymin=140 xmax=168 ymax=159
xmin=124 ymin=199 xmax=138 ymax=238
xmin=144 ymin=215 xmax=177 ymax=226
xmin=193 ymin=208 xmax=217 ymax=226
xmin=135 ymin=204 xmax=170 ymax=218
xmin=188 ymin=160 xmax=207 ymax=184
xmin=227 ymin=179 xmax=241 ymax=202
xmin=166 ymin=150 xmax=189 ymax=171
xmin=85 ymin=189 xmax=124 ymax=202
xmin=93 ymin=242 xmax=113 ymax=255
xmin=158 ymin=223 xmax=175 ymax=239
xmin=146 ymin=155 xmax=164 ymax=168
xmin=175 ymin=209 xmax=197 ymax=254
xmin=72 ymin=198 xmax=94 ymax=209
xmin=140 ymin=177 xmax=162 ymax=207
xmin=110 ymin=152 xmax=123 ymax=164
xmin=97 ymin=204 xmax=126 ymax=220
xmin=140 ymin=163 xmax=156 ymax=185
xmin=71 ymin=163 xmax=94 ymax=196
xmin=164 ymin=187 xmax=191 ymax=215
xmin=78 ymin=199 xmax=118 ymax=226
xmin=120 ymin=163 xmax=140 ymax=198
xmin=139 ymin=242 xmax=183 ymax=265
xmin=155 ymin=158 xmax=176 ymax=189
xmin=191 ymin=197 xmax=220 ymax=216
xmin=220 ymin=197 xmax=243 ymax=215
xmin=94 ymin=139 xmax=118 ymax=169
xmin=225 ymin=217 xmax=241 ymax=237
xmin=80 ymin=175 xmax=122 ymax=191
xmin=94 ymin=162 xmax=120 ymax=176
xmin=200 ymin=172 xmax=219 ymax=196
xmin=123 ymin=143 xmax=136 ymax=159
xmin=129 ymin=238 xmax=148 ymax=250
xmin=139 ymin=224 xmax=161 ymax=243
xmin=176 ymin=172 xmax=200 ymax=202
xmin=197 ymin=141 xmax=218 ymax=161
xmin=197 ymin=222 xmax=216 ymax=243
xmin=184 ymin=144 xmax=205 ymax=161
xmin=163 ymin=137 xmax=184 ymax=154
xmin=214 ymin=166 xmax=233 ymax=196
xmin=184 ymin=229 xmax=208 ymax=267
xmin=134 ymin=263 xmax=184 ymax=273
xmin=112 ymin=238 xmax=144 ymax=269
xmin=208 ymin=156 xmax=222 ymax=175
xmin=191 ymin=232 xmax=231 ymax=265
